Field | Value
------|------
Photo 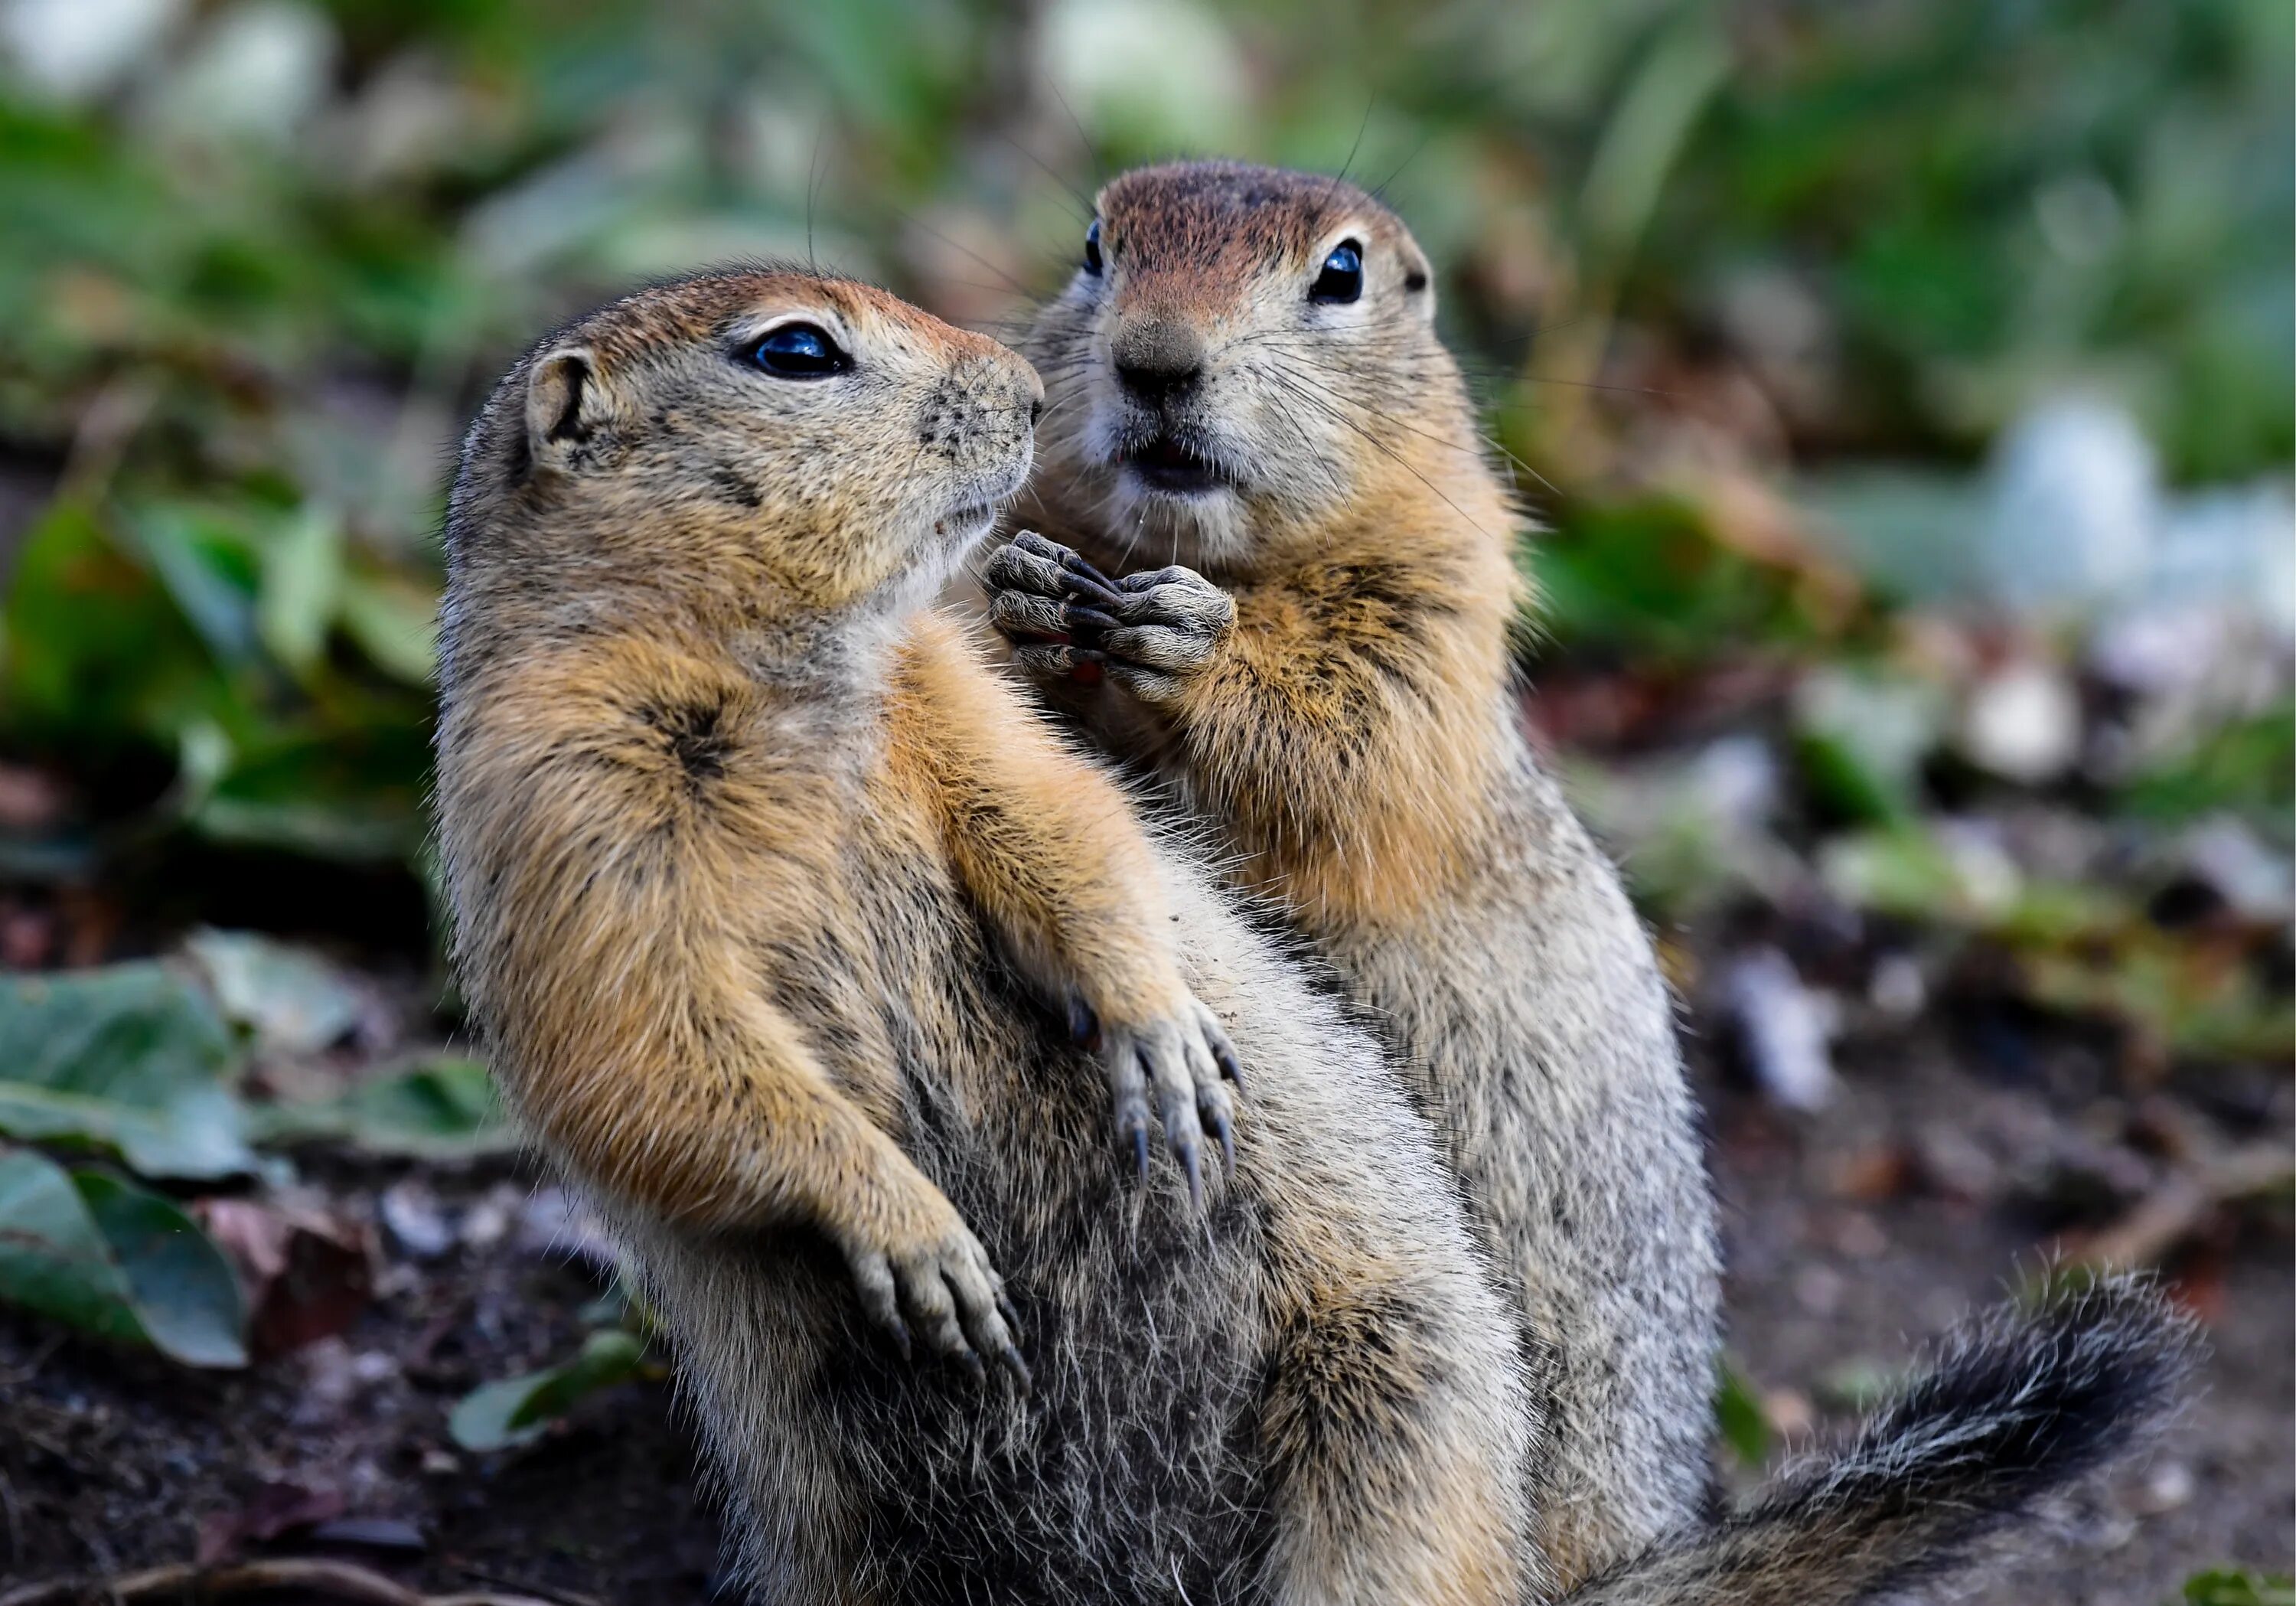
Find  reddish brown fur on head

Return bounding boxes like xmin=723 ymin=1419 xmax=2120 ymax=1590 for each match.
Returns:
xmin=1094 ymin=162 xmax=1428 ymax=326
xmin=447 ymin=266 xmax=1042 ymax=625
xmin=1027 ymin=162 xmax=1482 ymax=572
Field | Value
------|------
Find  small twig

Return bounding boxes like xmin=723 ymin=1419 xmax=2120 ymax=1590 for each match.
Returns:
xmin=449 ymin=1570 xmax=602 ymax=1606
xmin=0 ymin=1466 xmax=21 ymax=1568
xmin=2078 ymin=1141 xmax=2294 ymax=1269
xmin=0 ymin=1559 xmax=563 ymax=1606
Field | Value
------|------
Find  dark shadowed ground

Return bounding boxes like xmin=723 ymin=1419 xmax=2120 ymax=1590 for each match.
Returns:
xmin=5 ymin=997 xmax=2287 ymax=1605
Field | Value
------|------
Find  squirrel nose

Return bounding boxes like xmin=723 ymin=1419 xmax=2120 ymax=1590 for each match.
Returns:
xmin=1111 ymin=318 xmax=1204 ymax=403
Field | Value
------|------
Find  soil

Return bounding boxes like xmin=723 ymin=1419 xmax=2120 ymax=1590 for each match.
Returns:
xmin=3 ymin=1015 xmax=2289 ymax=1604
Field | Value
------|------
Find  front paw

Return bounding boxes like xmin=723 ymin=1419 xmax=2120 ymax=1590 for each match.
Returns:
xmin=1075 ymin=993 xmax=1244 ymax=1209
xmin=984 ymin=532 xmax=1234 ymax=705
xmin=983 ymin=530 xmax=1126 ymax=684
xmin=837 ymin=1203 xmax=1029 ymax=1391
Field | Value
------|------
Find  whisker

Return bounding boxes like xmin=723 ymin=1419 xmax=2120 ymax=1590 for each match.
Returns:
xmin=1003 ymin=132 xmax=1097 ymax=224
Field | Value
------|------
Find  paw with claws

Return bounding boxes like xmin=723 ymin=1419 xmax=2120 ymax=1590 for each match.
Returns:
xmin=984 ymin=530 xmax=1237 ymax=706
xmin=837 ymin=1194 xmax=1030 ymax=1392
xmin=1070 ymin=991 xmax=1245 ymax=1211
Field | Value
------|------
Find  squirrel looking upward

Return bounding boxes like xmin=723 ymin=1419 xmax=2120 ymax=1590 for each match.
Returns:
xmin=429 ymin=266 xmax=1546 ymax=1604
xmin=987 ymin=157 xmax=1722 ymax=1587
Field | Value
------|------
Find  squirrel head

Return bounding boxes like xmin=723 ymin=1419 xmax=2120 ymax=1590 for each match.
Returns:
xmin=449 ymin=267 xmax=1042 ymax=623
xmin=1028 ymin=161 xmax=1473 ymax=571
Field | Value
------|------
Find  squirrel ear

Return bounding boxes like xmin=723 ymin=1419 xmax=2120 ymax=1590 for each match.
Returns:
xmin=1401 ymin=251 xmax=1437 ymax=323
xmin=524 ymin=345 xmax=610 ymax=467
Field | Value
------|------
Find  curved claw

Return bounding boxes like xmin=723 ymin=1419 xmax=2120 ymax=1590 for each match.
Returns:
xmin=1068 ymin=995 xmax=1102 ymax=1050
xmin=1201 ymin=1092 xmax=1236 ymax=1180
xmin=1174 ymin=1135 xmax=1203 ymax=1211
xmin=1060 ymin=550 xmax=1125 ymax=604
xmin=1206 ymin=1026 xmax=1244 ymax=1092
xmin=1097 ymin=1009 xmax=1241 ymax=1207
xmin=995 ymin=1343 xmax=1032 ymax=1393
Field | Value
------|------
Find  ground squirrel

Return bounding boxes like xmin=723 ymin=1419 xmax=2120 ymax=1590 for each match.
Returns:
xmin=988 ymin=158 xmax=1722 ymax=1585
xmin=429 ymin=266 xmax=1546 ymax=1604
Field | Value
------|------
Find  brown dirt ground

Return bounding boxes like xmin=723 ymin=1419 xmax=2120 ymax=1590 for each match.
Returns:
xmin=3 ymin=1022 xmax=2288 ymax=1604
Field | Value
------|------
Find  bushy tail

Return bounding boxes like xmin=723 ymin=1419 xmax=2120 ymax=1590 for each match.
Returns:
xmin=1565 ymin=1275 xmax=2198 ymax=1606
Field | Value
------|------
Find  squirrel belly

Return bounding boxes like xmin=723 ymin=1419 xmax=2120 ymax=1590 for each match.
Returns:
xmin=994 ymin=158 xmax=2197 ymax=1596
xmin=1000 ymin=158 xmax=1722 ymax=1585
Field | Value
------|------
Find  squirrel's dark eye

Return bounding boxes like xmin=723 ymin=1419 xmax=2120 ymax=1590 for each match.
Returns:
xmin=1309 ymin=240 xmax=1363 ymax=305
xmin=1083 ymin=219 xmax=1104 ymax=276
xmin=751 ymin=323 xmax=848 ymax=378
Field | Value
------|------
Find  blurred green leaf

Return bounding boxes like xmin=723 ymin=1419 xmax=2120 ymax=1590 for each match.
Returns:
xmin=1793 ymin=668 xmax=1946 ymax=824
xmin=185 ymin=720 xmax=431 ymax=865
xmin=0 ymin=1148 xmax=248 ymax=1367
xmin=256 ymin=504 xmax=345 ymax=676
xmin=2183 ymin=1571 xmax=2296 ymax=1606
xmin=1579 ymin=14 xmax=1731 ymax=265
xmin=0 ymin=965 xmax=255 ymax=1179
xmin=337 ymin=567 xmax=440 ymax=687
xmin=73 ymin=1168 xmax=249 ymax=1367
xmin=0 ymin=1147 xmax=144 ymax=1349
xmin=1526 ymin=497 xmax=1835 ymax=664
xmin=1820 ymin=824 xmax=2014 ymax=926
xmin=254 ymin=1056 xmax=514 ymax=1159
xmin=0 ymin=1080 xmax=249 ymax=1183
xmin=131 ymin=505 xmax=263 ymax=669
xmin=1 ymin=499 xmax=223 ymax=745
xmin=2115 ymin=702 xmax=2296 ymax=844
xmin=186 ymin=929 xmax=366 ymax=1056
xmin=449 ymin=1327 xmax=649 ymax=1451
xmin=1819 ymin=820 xmax=2129 ymax=940
xmin=1714 ymin=1359 xmax=1773 ymax=1467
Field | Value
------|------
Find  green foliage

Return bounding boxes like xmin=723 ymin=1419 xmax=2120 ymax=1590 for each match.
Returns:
xmin=1792 ymin=668 xmax=1945 ymax=825
xmin=1713 ymin=1358 xmax=1773 ymax=1467
xmin=255 ymin=1056 xmax=515 ymax=1158
xmin=2 ymin=1 xmax=2284 ymax=894
xmin=0 ymin=947 xmax=514 ymax=1369
xmin=0 ymin=1147 xmax=249 ymax=1366
xmin=1646 ymin=0 xmax=2294 ymax=476
xmin=1525 ymin=497 xmax=1833 ymax=664
xmin=450 ymin=1327 xmax=653 ymax=1452
xmin=2116 ymin=702 xmax=2296 ymax=845
xmin=2184 ymin=1572 xmax=2296 ymax=1606
xmin=0 ymin=950 xmax=509 ymax=1180
xmin=72 ymin=1166 xmax=249 ymax=1366
xmin=0 ymin=963 xmax=254 ymax=1178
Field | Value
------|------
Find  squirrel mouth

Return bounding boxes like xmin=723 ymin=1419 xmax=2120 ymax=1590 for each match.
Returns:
xmin=1120 ymin=436 xmax=1229 ymax=496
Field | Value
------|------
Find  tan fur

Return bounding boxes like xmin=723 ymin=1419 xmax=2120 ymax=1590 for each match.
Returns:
xmin=432 ymin=266 xmax=1540 ymax=1604
xmin=994 ymin=162 xmax=1722 ymax=1586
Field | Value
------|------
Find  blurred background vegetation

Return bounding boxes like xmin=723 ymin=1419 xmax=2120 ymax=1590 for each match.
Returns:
xmin=1 ymin=0 xmax=2287 ymax=922
xmin=0 ymin=0 xmax=2288 ymax=1597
